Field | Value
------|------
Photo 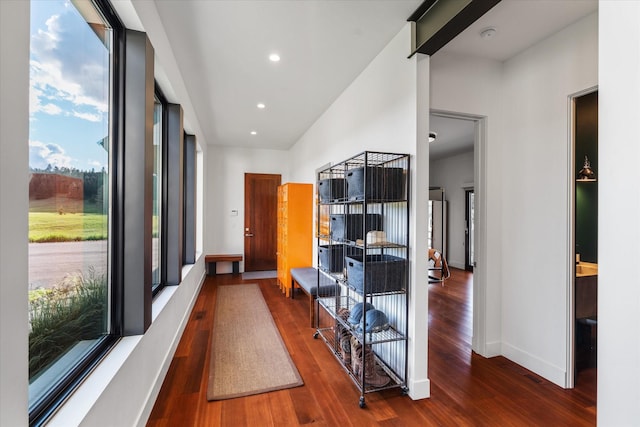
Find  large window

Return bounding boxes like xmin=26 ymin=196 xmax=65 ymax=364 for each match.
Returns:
xmin=28 ymin=0 xmax=117 ymax=422
xmin=25 ymin=0 xmax=190 ymax=421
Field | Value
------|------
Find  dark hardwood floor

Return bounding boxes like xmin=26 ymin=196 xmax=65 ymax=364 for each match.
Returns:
xmin=147 ymin=269 xmax=596 ymax=426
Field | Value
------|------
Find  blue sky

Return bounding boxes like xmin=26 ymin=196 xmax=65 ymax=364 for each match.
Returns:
xmin=29 ymin=0 xmax=109 ymax=172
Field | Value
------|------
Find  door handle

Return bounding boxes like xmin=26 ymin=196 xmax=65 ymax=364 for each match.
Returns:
xmin=245 ymin=233 xmax=254 ymax=237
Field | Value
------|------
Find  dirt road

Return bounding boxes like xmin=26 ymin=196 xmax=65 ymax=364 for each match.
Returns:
xmin=29 ymin=239 xmax=160 ymax=289
xmin=28 ymin=240 xmax=108 ymax=289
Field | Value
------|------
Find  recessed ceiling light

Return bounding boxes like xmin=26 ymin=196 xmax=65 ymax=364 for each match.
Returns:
xmin=269 ymin=53 xmax=280 ymax=62
xmin=257 ymin=103 xmax=266 ymax=109
xmin=250 ymin=131 xmax=257 ymax=135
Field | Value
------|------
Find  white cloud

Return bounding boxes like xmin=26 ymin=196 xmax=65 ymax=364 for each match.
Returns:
xmin=29 ymin=140 xmax=73 ymax=170
xmin=29 ymin=10 xmax=109 ymax=121
xmin=29 ymin=84 xmax=43 ymax=114
xmin=42 ymin=103 xmax=63 ymax=115
xmin=72 ymin=111 xmax=101 ymax=122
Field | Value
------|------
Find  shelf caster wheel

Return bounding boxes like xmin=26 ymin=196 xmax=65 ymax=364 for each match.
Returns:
xmin=313 ymin=331 xmax=319 ymax=339
xmin=359 ymin=397 xmax=366 ymax=408
xmin=401 ymin=387 xmax=409 ymax=396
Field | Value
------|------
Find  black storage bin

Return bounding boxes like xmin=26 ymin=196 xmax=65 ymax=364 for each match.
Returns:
xmin=318 ymin=244 xmax=344 ymax=272
xmin=330 ymin=213 xmax=382 ymax=242
xmin=346 ymin=254 xmax=407 ymax=294
xmin=318 ymin=178 xmax=346 ymax=202
xmin=346 ymin=166 xmax=405 ymax=201
xmin=318 ymin=244 xmax=362 ymax=273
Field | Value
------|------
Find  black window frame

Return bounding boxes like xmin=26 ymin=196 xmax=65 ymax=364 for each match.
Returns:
xmin=183 ymin=132 xmax=197 ymax=265
xmin=163 ymin=103 xmax=184 ymax=285
xmin=153 ymin=85 xmax=168 ymax=296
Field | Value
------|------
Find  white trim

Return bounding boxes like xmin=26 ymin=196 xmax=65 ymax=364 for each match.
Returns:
xmin=430 ymin=109 xmax=488 ymax=357
xmin=408 ymin=378 xmax=431 ymax=400
xmin=47 ymin=337 xmax=142 ymax=427
xmin=502 ymin=342 xmax=566 ymax=387
xmin=137 ymin=266 xmax=206 ymax=425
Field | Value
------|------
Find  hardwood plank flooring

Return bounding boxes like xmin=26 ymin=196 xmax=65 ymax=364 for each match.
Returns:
xmin=147 ymin=269 xmax=596 ymax=426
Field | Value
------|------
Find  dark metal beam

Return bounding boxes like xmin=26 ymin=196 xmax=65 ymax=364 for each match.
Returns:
xmin=408 ymin=0 xmax=501 ymax=57
xmin=407 ymin=0 xmax=438 ymax=22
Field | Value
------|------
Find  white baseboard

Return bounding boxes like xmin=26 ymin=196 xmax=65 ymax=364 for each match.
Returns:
xmin=484 ymin=340 xmax=502 ymax=357
xmin=408 ymin=378 xmax=431 ymax=400
xmin=501 ymin=342 xmax=566 ymax=387
xmin=137 ymin=268 xmax=206 ymax=426
xmin=472 ymin=340 xmax=501 ymax=358
xmin=447 ymin=260 xmax=465 ymax=270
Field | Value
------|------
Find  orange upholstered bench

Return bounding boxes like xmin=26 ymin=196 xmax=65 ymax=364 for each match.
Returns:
xmin=205 ymin=254 xmax=242 ymax=275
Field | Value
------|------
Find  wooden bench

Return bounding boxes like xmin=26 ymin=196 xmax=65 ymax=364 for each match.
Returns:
xmin=205 ymin=254 xmax=242 ymax=275
xmin=290 ymin=267 xmax=339 ymax=327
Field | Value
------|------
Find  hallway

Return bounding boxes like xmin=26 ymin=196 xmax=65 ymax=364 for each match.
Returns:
xmin=148 ymin=269 xmax=596 ymax=426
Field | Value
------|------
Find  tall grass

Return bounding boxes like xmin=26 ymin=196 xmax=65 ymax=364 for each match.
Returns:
xmin=28 ymin=269 xmax=107 ymax=379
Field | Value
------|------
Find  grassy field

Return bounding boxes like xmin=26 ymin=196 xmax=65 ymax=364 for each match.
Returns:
xmin=29 ymin=196 xmax=104 ymax=214
xmin=29 ymin=196 xmax=107 ymax=242
xmin=29 ymin=196 xmax=157 ymax=242
xmin=29 ymin=212 xmax=108 ymax=242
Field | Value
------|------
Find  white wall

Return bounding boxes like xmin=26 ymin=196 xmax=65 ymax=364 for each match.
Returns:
xmin=288 ymin=24 xmax=432 ymax=400
xmin=430 ymin=150 xmax=474 ymax=269
xmin=431 ymin=11 xmax=598 ymax=386
xmin=0 ymin=1 xmax=30 ymax=425
xmin=204 ymin=146 xmax=290 ymax=272
xmin=499 ymin=12 xmax=598 ymax=385
xmin=288 ymin=24 xmax=419 ymax=183
xmin=430 ymin=52 xmax=504 ymax=356
xmin=598 ymin=2 xmax=640 ymax=425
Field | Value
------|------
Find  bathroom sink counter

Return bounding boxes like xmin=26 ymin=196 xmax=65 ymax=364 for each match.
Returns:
xmin=576 ymin=262 xmax=598 ymax=277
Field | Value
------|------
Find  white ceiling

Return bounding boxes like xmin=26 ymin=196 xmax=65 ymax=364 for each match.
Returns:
xmin=152 ymin=0 xmax=423 ymax=150
xmin=429 ymin=0 xmax=597 ymax=159
xmin=439 ymin=0 xmax=598 ymax=62
xmin=125 ymin=0 xmax=598 ymax=153
xmin=428 ymin=114 xmax=476 ymax=161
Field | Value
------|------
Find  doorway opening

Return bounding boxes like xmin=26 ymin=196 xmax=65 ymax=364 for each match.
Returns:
xmin=569 ymin=88 xmax=598 ymax=390
xmin=428 ymin=110 xmax=485 ymax=354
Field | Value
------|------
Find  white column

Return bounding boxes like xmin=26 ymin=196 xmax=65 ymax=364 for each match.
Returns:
xmin=408 ymin=53 xmax=431 ymax=399
xmin=597 ymin=1 xmax=640 ymax=425
xmin=0 ymin=1 xmax=30 ymax=425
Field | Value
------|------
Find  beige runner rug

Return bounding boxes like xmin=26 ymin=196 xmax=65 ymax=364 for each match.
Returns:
xmin=207 ymin=284 xmax=304 ymax=400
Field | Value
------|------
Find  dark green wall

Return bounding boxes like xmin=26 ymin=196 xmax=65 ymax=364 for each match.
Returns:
xmin=575 ymin=91 xmax=598 ymax=263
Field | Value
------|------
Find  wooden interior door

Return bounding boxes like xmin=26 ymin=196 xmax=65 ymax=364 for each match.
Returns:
xmin=244 ymin=173 xmax=281 ymax=271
